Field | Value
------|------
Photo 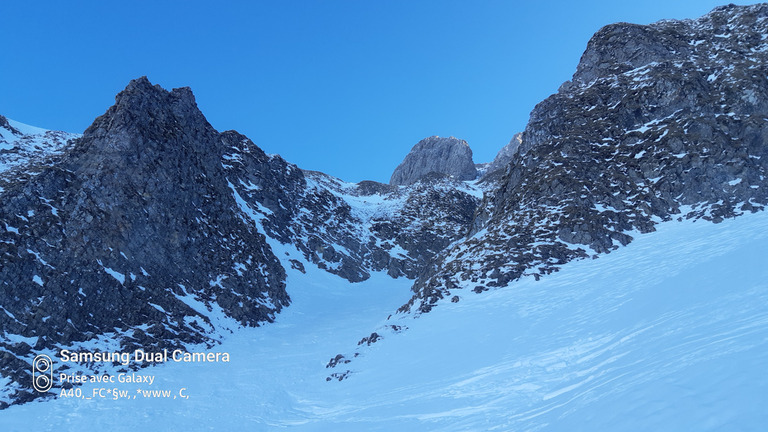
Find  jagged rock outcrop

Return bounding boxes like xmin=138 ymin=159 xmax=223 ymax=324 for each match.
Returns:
xmin=485 ymin=133 xmax=522 ymax=176
xmin=389 ymin=136 xmax=477 ymax=185
xmin=249 ymin=169 xmax=481 ymax=282
xmin=403 ymin=3 xmax=768 ymax=313
xmin=0 ymin=77 xmax=289 ymax=405
xmin=0 ymin=115 xmax=19 ymax=135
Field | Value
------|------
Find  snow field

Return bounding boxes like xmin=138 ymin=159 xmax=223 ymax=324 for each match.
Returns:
xmin=3 ymin=210 xmax=768 ymax=431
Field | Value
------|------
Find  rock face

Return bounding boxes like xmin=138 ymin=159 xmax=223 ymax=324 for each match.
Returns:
xmin=225 ymin=157 xmax=482 ymax=283
xmin=484 ymin=133 xmax=523 ymax=178
xmin=389 ymin=136 xmax=477 ymax=185
xmin=0 ymin=115 xmax=18 ymax=135
xmin=0 ymin=77 xmax=290 ymax=405
xmin=404 ymin=3 xmax=768 ymax=313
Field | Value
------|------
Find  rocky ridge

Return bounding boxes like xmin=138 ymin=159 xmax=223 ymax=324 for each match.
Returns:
xmin=485 ymin=133 xmax=523 ymax=177
xmin=402 ymin=3 xmax=768 ymax=313
xmin=223 ymin=149 xmax=484 ymax=283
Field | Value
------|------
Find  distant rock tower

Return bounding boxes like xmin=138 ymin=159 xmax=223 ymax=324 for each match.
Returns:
xmin=390 ymin=136 xmax=477 ymax=186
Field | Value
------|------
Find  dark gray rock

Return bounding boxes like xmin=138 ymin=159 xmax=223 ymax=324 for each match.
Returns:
xmin=0 ymin=77 xmax=289 ymax=404
xmin=404 ymin=3 xmax=768 ymax=313
xmin=355 ymin=180 xmax=397 ymax=196
xmin=390 ymin=136 xmax=477 ymax=185
xmin=484 ymin=133 xmax=523 ymax=178
xmin=279 ymin=170 xmax=481 ymax=282
xmin=0 ymin=115 xmax=21 ymax=136
xmin=1 ymin=77 xmax=487 ymax=405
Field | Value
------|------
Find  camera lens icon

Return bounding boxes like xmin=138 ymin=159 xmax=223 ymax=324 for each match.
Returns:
xmin=32 ymin=354 xmax=54 ymax=393
xmin=34 ymin=356 xmax=51 ymax=372
xmin=36 ymin=374 xmax=51 ymax=389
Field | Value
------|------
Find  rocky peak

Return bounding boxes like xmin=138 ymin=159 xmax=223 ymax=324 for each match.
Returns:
xmin=566 ymin=3 xmax=768 ymax=90
xmin=0 ymin=77 xmax=288 ymax=405
xmin=117 ymin=76 xmax=197 ymax=109
xmin=82 ymin=76 xmax=215 ymax=154
xmin=568 ymin=22 xmax=690 ymax=88
xmin=403 ymin=2 xmax=768 ymax=313
xmin=390 ymin=136 xmax=477 ymax=186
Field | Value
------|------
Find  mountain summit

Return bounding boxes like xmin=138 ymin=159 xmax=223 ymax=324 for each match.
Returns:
xmin=0 ymin=77 xmax=292 ymax=404
xmin=389 ymin=136 xmax=477 ymax=185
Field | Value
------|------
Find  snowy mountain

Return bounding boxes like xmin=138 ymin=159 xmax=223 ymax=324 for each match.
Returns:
xmin=3 ymin=193 xmax=767 ymax=431
xmin=405 ymin=2 xmax=768 ymax=313
xmin=0 ymin=78 xmax=484 ymax=406
xmin=0 ymin=115 xmax=80 ymax=185
xmin=1 ymin=2 xmax=767 ymax=430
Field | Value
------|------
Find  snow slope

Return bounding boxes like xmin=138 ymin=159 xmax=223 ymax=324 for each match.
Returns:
xmin=2 ymin=211 xmax=768 ymax=431
xmin=0 ymin=117 xmax=80 ymax=176
xmin=5 ymin=119 xmax=48 ymax=137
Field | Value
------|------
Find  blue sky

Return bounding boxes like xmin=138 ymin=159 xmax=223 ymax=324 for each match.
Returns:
xmin=0 ymin=1 xmax=758 ymax=183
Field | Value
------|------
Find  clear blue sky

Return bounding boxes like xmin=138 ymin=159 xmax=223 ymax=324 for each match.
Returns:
xmin=0 ymin=1 xmax=758 ymax=183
